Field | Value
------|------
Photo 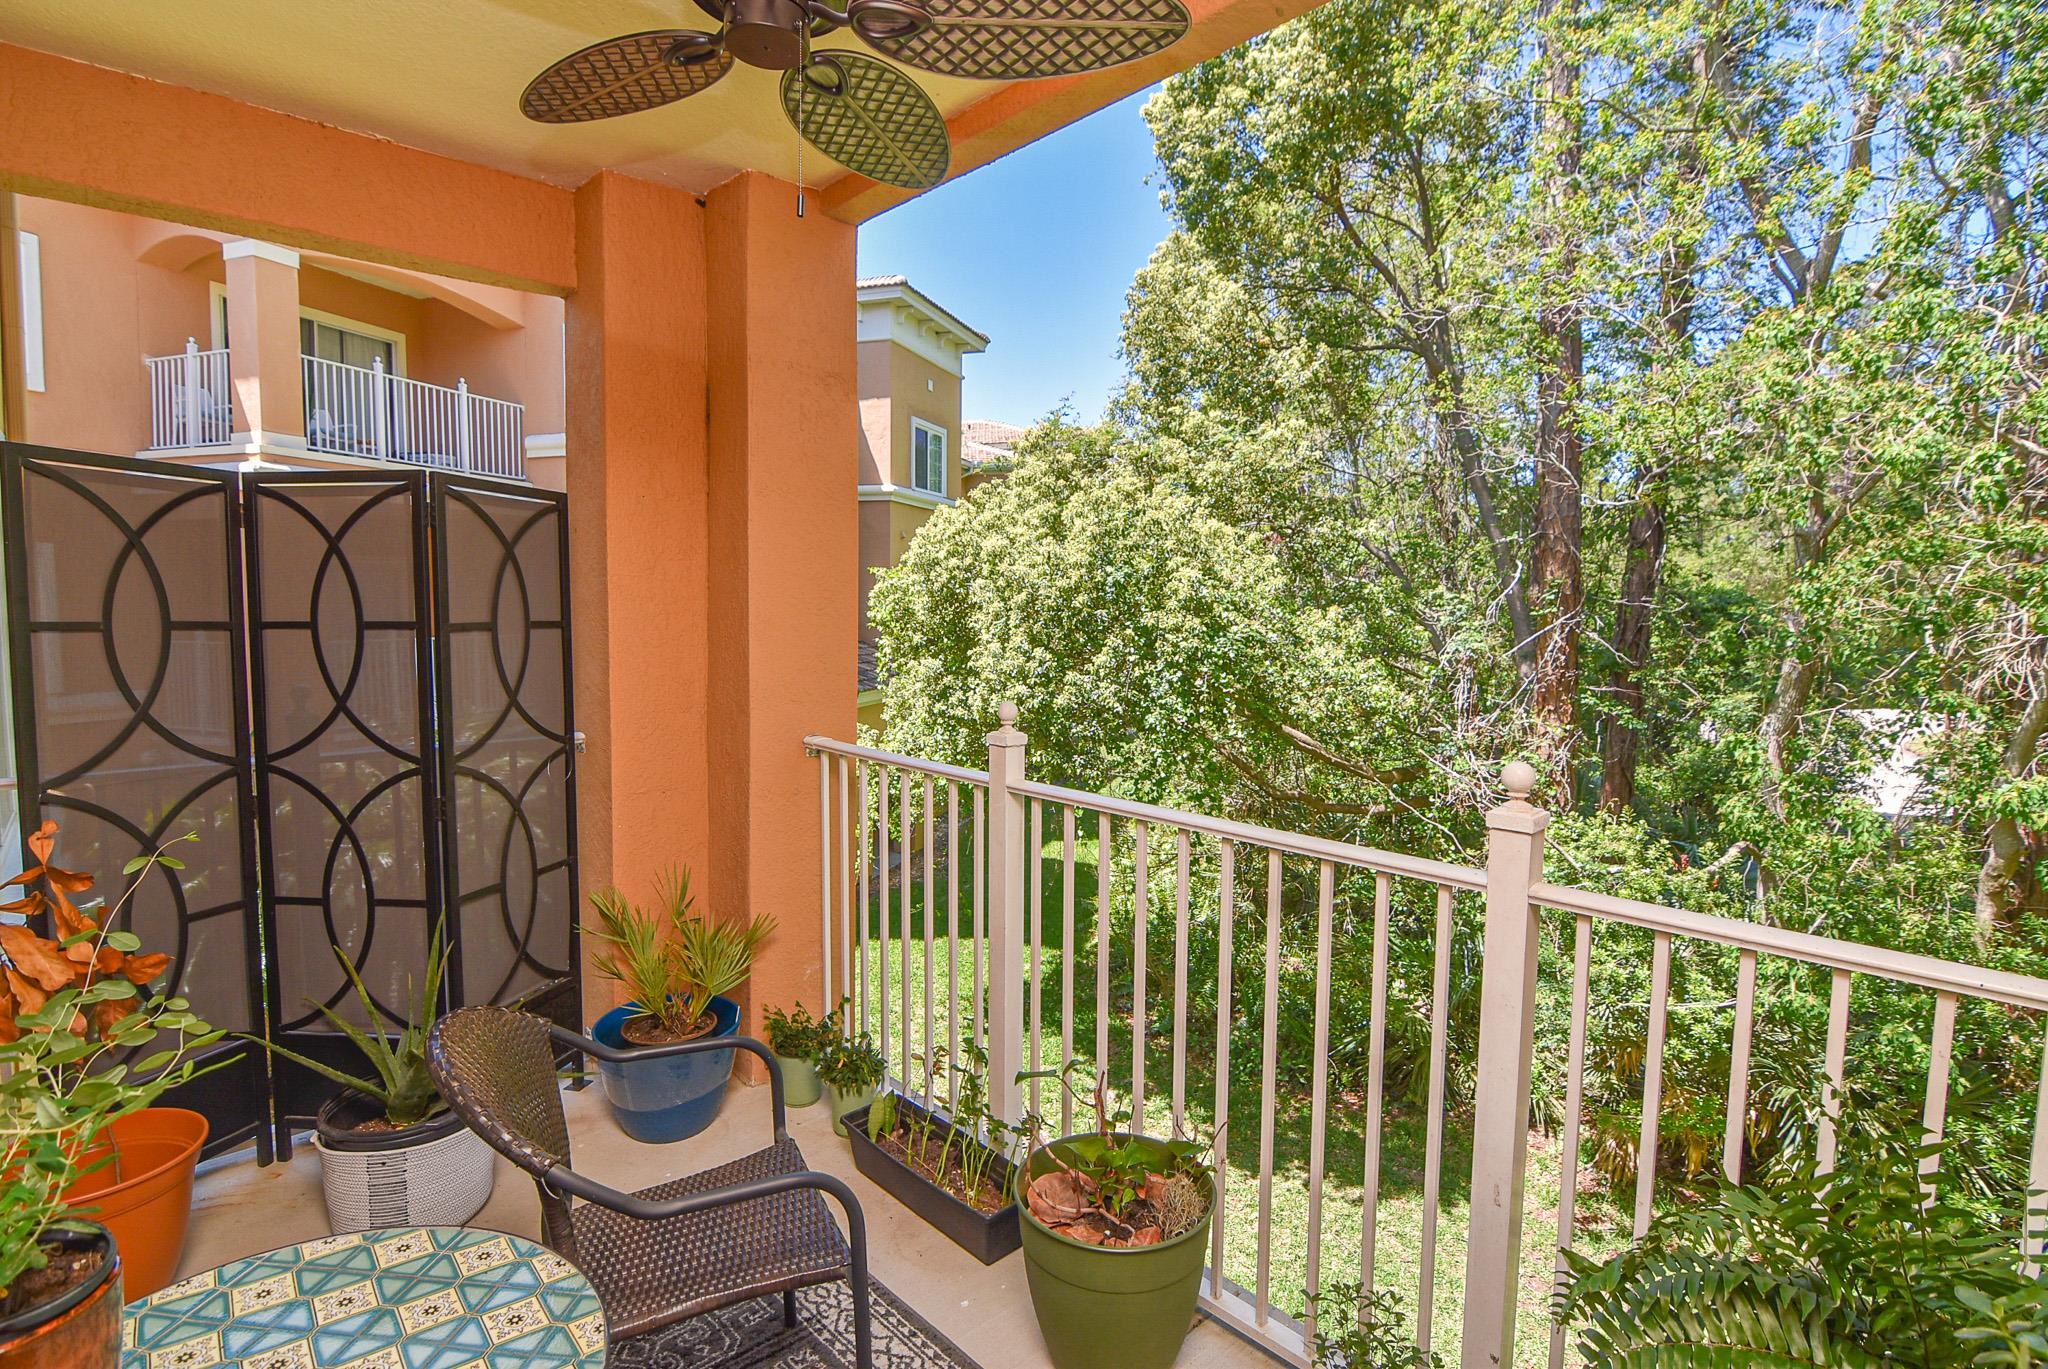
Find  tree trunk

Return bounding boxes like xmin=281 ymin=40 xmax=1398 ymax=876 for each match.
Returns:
xmin=1530 ymin=0 xmax=1585 ymax=796
xmin=1975 ymin=692 xmax=2048 ymax=943
xmin=1599 ymin=497 xmax=1667 ymax=813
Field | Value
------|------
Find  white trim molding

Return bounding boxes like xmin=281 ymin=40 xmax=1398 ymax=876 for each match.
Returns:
xmin=16 ymin=231 xmax=43 ymax=393
xmin=856 ymin=277 xmax=989 ymax=377
xmin=857 ymin=483 xmax=955 ymax=512
xmin=222 ymin=239 xmax=301 ymax=270
xmin=523 ymin=431 xmax=567 ymax=460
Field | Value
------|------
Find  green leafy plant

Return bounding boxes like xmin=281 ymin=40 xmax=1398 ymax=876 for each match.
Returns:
xmin=242 ymin=925 xmax=451 ymax=1128
xmin=588 ymin=869 xmax=774 ymax=1038
xmin=1015 ymin=1058 xmax=1215 ymax=1247
xmin=1 ymin=824 xmax=222 ymax=1305
xmin=1556 ymin=1105 xmax=2048 ymax=1366
xmin=763 ymin=1000 xmax=835 ymax=1060
xmin=815 ymin=1030 xmax=885 ymax=1094
xmin=1310 ymin=1283 xmax=1441 ymax=1369
xmin=865 ymin=1088 xmax=898 ymax=1144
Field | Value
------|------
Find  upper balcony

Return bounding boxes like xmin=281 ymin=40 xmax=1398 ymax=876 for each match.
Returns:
xmin=142 ymin=339 xmax=528 ymax=480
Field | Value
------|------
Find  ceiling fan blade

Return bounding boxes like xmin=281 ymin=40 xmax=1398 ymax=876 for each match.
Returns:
xmin=850 ymin=0 xmax=1190 ymax=81
xmin=781 ymin=54 xmax=951 ymax=190
xmin=521 ymin=31 xmax=732 ymax=123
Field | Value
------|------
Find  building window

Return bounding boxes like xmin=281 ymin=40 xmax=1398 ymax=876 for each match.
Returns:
xmin=300 ymin=317 xmax=397 ymax=373
xmin=16 ymin=232 xmax=44 ymax=393
xmin=911 ymin=419 xmax=948 ymax=497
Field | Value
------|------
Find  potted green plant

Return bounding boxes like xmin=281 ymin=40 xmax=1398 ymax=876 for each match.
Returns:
xmin=586 ymin=869 xmax=775 ymax=1142
xmin=842 ymin=1042 xmax=1023 ymax=1264
xmin=1 ymin=826 xmax=221 ymax=1365
xmin=761 ymin=1000 xmax=836 ymax=1108
xmin=1012 ymin=1063 xmax=1218 ymax=1369
xmin=815 ymin=1030 xmax=885 ymax=1138
xmin=244 ymin=925 xmax=495 ymax=1233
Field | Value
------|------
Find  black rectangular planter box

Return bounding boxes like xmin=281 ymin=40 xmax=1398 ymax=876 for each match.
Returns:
xmin=842 ymin=1093 xmax=1021 ymax=1265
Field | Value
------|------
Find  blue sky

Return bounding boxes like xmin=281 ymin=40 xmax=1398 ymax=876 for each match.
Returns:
xmin=856 ymin=88 xmax=1174 ymax=430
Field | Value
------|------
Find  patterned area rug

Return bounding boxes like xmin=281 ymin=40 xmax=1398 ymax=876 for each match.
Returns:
xmin=608 ymin=1277 xmax=984 ymax=1369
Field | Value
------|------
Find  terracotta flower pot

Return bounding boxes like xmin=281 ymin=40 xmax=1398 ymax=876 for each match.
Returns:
xmin=0 ymin=1224 xmax=122 ymax=1369
xmin=61 ymin=1107 xmax=206 ymax=1299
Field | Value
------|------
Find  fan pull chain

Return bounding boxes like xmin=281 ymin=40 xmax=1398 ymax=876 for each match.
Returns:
xmin=795 ymin=23 xmax=809 ymax=217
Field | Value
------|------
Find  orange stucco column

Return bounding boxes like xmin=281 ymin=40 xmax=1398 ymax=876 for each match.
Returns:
xmin=566 ymin=168 xmax=855 ymax=1044
xmin=223 ymin=240 xmax=304 ymax=448
xmin=704 ymin=172 xmax=858 ymax=1036
xmin=565 ymin=173 xmax=712 ymax=1011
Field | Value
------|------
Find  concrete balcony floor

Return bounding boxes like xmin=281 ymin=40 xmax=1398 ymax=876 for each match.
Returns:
xmin=178 ymin=1080 xmax=1280 ymax=1369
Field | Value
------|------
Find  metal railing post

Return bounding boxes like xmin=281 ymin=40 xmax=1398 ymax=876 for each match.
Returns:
xmin=371 ymin=356 xmax=391 ymax=458
xmin=456 ymin=377 xmax=474 ymax=472
xmin=986 ymin=702 xmax=1028 ymax=1126
xmin=182 ymin=338 xmax=202 ymax=447
xmin=1461 ymin=760 xmax=1549 ymax=1369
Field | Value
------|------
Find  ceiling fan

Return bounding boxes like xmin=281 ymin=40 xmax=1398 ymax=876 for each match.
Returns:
xmin=520 ymin=0 xmax=1193 ymax=191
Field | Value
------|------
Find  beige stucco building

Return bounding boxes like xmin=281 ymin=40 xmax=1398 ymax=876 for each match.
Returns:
xmin=856 ymin=276 xmax=988 ymax=730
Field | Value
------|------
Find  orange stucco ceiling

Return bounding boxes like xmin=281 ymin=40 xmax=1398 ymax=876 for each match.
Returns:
xmin=0 ymin=0 xmax=1322 ymax=221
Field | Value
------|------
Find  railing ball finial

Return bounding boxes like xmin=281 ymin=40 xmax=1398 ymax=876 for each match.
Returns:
xmin=1501 ymin=759 xmax=1538 ymax=802
xmin=997 ymin=701 xmax=1018 ymax=727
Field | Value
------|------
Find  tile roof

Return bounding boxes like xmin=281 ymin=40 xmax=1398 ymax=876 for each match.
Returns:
xmin=858 ymin=640 xmax=881 ymax=693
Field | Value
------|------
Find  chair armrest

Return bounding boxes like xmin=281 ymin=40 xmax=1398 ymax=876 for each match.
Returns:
xmin=549 ymin=1023 xmax=786 ymax=1139
xmin=543 ymin=1162 xmax=868 ymax=1257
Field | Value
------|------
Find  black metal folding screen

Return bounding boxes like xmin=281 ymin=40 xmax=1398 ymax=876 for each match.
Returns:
xmin=2 ymin=444 xmax=579 ymax=1159
xmin=0 ymin=446 xmax=270 ymax=1159
xmin=433 ymin=478 xmax=580 ymax=1032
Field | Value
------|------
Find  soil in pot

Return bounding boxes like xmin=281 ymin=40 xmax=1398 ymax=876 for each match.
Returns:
xmin=619 ymin=1010 xmax=715 ymax=1047
xmin=61 ymin=1107 xmax=206 ymax=1299
xmin=1015 ymin=1134 xmax=1216 ymax=1369
xmin=843 ymin=1095 xmax=1020 ymax=1264
xmin=0 ymin=1225 xmax=121 ymax=1369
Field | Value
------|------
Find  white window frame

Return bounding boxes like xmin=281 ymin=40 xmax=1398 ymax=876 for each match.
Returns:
xmin=17 ymin=231 xmax=44 ymax=393
xmin=910 ymin=417 xmax=948 ymax=497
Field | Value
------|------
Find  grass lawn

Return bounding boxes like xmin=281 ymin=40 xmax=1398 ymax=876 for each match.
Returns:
xmin=839 ymin=829 xmax=1629 ymax=1361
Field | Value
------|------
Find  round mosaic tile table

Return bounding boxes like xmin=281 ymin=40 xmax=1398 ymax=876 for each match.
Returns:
xmin=121 ymin=1226 xmax=606 ymax=1369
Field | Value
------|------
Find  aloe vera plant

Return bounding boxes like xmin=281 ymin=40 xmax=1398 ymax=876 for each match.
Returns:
xmin=244 ymin=927 xmax=450 ymax=1128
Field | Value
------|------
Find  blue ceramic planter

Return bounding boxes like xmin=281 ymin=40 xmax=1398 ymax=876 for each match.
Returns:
xmin=591 ymin=996 xmax=740 ymax=1143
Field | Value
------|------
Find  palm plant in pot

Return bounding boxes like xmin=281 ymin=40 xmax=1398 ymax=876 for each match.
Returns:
xmin=245 ymin=926 xmax=495 ymax=1233
xmin=1 ymin=827 xmax=221 ymax=1365
xmin=1012 ymin=1062 xmax=1218 ymax=1369
xmin=587 ymin=868 xmax=775 ymax=1143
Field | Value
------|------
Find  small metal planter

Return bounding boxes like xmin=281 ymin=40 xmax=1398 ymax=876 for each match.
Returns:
xmin=842 ymin=1094 xmax=1020 ymax=1265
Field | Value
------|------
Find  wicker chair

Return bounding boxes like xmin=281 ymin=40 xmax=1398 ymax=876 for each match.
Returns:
xmin=426 ymin=1006 xmax=872 ymax=1364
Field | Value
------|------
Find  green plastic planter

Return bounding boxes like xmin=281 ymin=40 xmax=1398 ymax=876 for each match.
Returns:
xmin=777 ymin=1055 xmax=822 ymax=1108
xmin=1015 ymin=1134 xmax=1215 ymax=1369
xmin=826 ymin=1083 xmax=877 ymax=1137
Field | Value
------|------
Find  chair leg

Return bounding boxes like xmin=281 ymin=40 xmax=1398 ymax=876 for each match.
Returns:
xmin=846 ymin=1217 xmax=873 ymax=1369
xmin=783 ymin=1289 xmax=798 ymax=1329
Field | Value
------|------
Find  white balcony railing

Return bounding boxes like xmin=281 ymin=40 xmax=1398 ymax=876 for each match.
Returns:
xmin=302 ymin=355 xmax=525 ymax=480
xmin=145 ymin=340 xmax=234 ymax=449
xmin=805 ymin=720 xmax=2048 ymax=1369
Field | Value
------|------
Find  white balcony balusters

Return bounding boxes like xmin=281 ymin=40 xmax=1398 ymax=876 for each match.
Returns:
xmin=145 ymin=339 xmax=233 ymax=449
xmin=301 ymin=355 xmax=525 ymax=478
xmin=802 ymin=720 xmax=2048 ymax=1369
